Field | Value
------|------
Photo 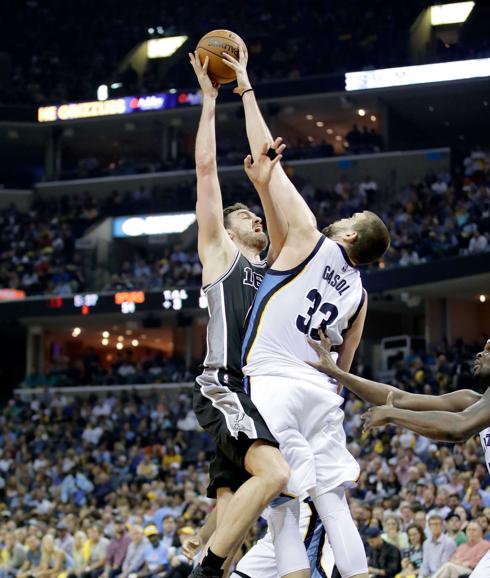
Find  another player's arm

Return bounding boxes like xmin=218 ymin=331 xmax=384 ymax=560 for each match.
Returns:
xmin=182 ymin=507 xmax=217 ymax=560
xmin=190 ymin=52 xmax=235 ymax=282
xmin=363 ymin=389 xmax=490 ymax=442
xmin=307 ymin=328 xmax=481 ymax=411
xmin=222 ymin=49 xmax=317 ymax=237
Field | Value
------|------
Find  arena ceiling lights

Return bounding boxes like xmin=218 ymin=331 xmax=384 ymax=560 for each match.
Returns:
xmin=345 ymin=57 xmax=490 ymax=91
xmin=112 ymin=213 xmax=197 ymax=238
xmin=147 ymin=36 xmax=188 ymax=58
xmin=430 ymin=1 xmax=475 ymax=26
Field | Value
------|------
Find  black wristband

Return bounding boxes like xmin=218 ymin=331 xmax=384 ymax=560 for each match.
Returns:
xmin=265 ymin=147 xmax=277 ymax=161
xmin=241 ymin=88 xmax=254 ymax=98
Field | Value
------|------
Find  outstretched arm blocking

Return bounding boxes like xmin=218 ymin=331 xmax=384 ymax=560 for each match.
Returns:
xmin=307 ymin=328 xmax=482 ymax=411
xmin=362 ymin=390 xmax=490 ymax=442
xmin=190 ymin=52 xmax=235 ymax=274
xmin=223 ymin=48 xmax=316 ymax=238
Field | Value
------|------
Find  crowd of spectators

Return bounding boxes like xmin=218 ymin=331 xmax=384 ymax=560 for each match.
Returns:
xmin=101 ymin=250 xmax=201 ymax=294
xmin=0 ymin=389 xmax=208 ymax=578
xmin=24 ymin=349 xmax=195 ymax=390
xmin=62 ymin=128 xmax=383 ymax=183
xmin=3 ymin=2 xmax=490 ymax=106
xmin=2 ymin=338 xmax=490 ymax=578
xmin=0 ymin=149 xmax=489 ymax=297
xmin=342 ymin=338 xmax=490 ymax=577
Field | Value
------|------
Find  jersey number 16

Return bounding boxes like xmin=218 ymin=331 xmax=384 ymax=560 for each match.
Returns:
xmin=296 ymin=288 xmax=338 ymax=340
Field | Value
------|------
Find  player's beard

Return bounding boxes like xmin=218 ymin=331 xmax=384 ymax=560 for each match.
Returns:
xmin=323 ymin=221 xmax=342 ymax=238
xmin=240 ymin=229 xmax=268 ymax=253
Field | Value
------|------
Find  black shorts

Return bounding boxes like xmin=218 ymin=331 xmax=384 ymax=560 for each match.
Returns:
xmin=194 ymin=368 xmax=278 ymax=498
xmin=207 ymin=449 xmax=251 ymax=499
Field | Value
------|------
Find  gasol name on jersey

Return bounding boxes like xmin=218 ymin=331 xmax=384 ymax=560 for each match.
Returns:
xmin=322 ymin=265 xmax=350 ymax=296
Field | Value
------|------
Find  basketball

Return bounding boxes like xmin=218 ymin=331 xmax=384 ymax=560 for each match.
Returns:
xmin=196 ymin=29 xmax=246 ymax=84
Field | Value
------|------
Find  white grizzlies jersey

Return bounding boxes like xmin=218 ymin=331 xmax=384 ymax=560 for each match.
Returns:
xmin=480 ymin=427 xmax=490 ymax=474
xmin=242 ymin=235 xmax=365 ymax=392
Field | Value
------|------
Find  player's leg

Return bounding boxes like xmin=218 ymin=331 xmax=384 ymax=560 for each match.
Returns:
xmin=267 ymin=499 xmax=310 ymax=578
xmin=469 ymin=551 xmax=490 ymax=578
xmin=194 ymin=430 xmax=289 ymax=576
xmin=205 ymin=440 xmax=289 ymax=557
xmin=311 ymin=487 xmax=367 ymax=578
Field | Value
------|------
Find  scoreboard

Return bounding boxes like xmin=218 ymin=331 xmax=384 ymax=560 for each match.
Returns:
xmin=0 ymin=288 xmax=207 ymax=319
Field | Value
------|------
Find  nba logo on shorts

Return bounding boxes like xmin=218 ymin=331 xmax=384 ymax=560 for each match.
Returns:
xmin=223 ymin=373 xmax=229 ymax=384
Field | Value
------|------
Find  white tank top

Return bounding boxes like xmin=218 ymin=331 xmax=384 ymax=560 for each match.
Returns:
xmin=480 ymin=427 xmax=490 ymax=474
xmin=242 ymin=236 xmax=365 ymax=391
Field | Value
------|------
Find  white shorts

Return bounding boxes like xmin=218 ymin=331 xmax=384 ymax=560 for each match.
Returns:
xmin=470 ymin=550 xmax=490 ymax=578
xmin=250 ymin=375 xmax=360 ymax=498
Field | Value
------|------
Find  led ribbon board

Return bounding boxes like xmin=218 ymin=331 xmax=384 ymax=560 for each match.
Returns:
xmin=38 ymin=91 xmax=202 ymax=122
xmin=345 ymin=57 xmax=490 ymax=91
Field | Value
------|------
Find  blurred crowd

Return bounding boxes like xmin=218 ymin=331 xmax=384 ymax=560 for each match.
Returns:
xmin=62 ymin=129 xmax=382 ymax=182
xmin=0 ymin=149 xmax=489 ymax=297
xmin=0 ymin=0 xmax=489 ymax=104
xmin=0 ymin=389 xmax=209 ymax=578
xmin=24 ymin=349 xmax=195 ymax=389
xmin=343 ymin=338 xmax=490 ymax=577
xmin=2 ymin=1 xmax=490 ymax=106
xmin=2 ymin=338 xmax=490 ymax=578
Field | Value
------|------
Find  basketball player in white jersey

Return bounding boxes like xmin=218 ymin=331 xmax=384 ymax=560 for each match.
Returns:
xmin=309 ymin=333 xmax=490 ymax=578
xmin=189 ymin=52 xmax=292 ymax=578
xmin=222 ymin=49 xmax=390 ymax=578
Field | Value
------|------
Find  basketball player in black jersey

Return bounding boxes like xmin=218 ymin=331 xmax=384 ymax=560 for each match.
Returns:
xmin=188 ymin=52 xmax=290 ymax=578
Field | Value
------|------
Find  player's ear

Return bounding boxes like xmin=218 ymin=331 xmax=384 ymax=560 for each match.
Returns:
xmin=342 ymin=230 xmax=358 ymax=244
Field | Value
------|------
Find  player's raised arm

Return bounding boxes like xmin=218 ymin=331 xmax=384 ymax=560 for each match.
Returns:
xmin=362 ymin=389 xmax=490 ymax=442
xmin=189 ymin=52 xmax=235 ymax=279
xmin=242 ymin=140 xmax=287 ymax=262
xmin=307 ymin=328 xmax=481 ymax=411
xmin=222 ymin=48 xmax=317 ymax=236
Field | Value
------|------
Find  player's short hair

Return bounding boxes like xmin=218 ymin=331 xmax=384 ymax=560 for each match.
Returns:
xmin=223 ymin=203 xmax=250 ymax=229
xmin=323 ymin=211 xmax=390 ymax=265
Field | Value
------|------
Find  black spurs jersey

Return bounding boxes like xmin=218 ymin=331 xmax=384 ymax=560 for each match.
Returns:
xmin=200 ymin=250 xmax=267 ymax=390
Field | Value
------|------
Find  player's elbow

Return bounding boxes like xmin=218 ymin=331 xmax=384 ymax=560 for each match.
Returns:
xmin=457 ymin=389 xmax=482 ymax=410
xmin=195 ymin=155 xmax=217 ymax=175
xmin=443 ymin=416 xmax=469 ymax=443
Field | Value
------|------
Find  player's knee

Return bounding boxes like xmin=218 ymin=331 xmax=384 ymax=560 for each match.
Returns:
xmin=265 ymin=462 xmax=289 ymax=496
xmin=272 ymin=467 xmax=290 ymax=493
xmin=245 ymin=443 xmax=290 ymax=494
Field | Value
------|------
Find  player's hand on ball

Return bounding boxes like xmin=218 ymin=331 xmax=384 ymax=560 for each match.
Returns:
xmin=189 ymin=52 xmax=220 ymax=98
xmin=361 ymin=391 xmax=395 ymax=432
xmin=181 ymin=535 xmax=202 ymax=560
xmin=306 ymin=327 xmax=342 ymax=377
xmin=244 ymin=139 xmax=285 ymax=187
xmin=221 ymin=46 xmax=252 ymax=94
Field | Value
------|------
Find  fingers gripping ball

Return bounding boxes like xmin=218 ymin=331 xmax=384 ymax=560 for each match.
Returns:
xmin=196 ymin=30 xmax=246 ymax=84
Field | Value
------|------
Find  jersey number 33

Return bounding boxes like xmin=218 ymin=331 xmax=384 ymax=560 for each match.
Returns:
xmin=296 ymin=288 xmax=338 ymax=340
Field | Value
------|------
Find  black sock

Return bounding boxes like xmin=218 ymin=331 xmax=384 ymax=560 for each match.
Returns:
xmin=201 ymin=549 xmax=226 ymax=575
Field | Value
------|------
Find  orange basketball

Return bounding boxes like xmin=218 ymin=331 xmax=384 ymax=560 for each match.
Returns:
xmin=196 ymin=30 xmax=246 ymax=85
